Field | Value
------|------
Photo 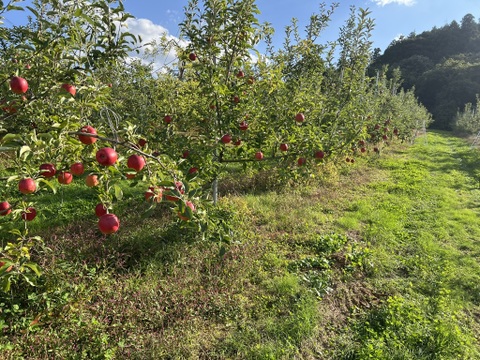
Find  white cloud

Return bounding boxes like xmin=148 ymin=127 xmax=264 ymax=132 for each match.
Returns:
xmin=371 ymin=0 xmax=416 ymax=6
xmin=122 ymin=18 xmax=187 ymax=73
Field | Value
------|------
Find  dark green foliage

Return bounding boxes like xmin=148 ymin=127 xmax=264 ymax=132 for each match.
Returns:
xmin=370 ymin=14 xmax=480 ymax=130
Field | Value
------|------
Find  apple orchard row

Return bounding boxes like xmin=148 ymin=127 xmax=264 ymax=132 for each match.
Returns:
xmin=0 ymin=123 xmax=196 ymax=234
xmin=1 ymin=73 xmax=400 ymax=236
xmin=2 ymin=75 xmax=195 ymax=234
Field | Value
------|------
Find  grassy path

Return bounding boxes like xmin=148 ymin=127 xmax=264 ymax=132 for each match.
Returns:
xmin=2 ymin=131 xmax=480 ymax=359
xmin=310 ymin=131 xmax=480 ymax=359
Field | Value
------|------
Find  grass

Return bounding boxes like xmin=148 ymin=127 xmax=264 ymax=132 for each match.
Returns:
xmin=1 ymin=131 xmax=480 ymax=358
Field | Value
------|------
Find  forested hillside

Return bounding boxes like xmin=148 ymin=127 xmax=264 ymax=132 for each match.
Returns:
xmin=370 ymin=14 xmax=480 ymax=130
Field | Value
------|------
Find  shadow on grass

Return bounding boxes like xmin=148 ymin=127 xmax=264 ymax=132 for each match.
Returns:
xmin=36 ymin=198 xmax=201 ymax=275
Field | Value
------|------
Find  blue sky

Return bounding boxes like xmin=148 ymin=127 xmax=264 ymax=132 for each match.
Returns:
xmin=2 ymin=0 xmax=479 ymax=61
xmin=119 ymin=0 xmax=478 ymax=52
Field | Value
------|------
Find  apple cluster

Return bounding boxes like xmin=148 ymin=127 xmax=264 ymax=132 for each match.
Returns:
xmin=0 ymin=119 xmax=200 ymax=235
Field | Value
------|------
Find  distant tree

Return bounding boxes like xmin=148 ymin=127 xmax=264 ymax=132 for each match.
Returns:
xmin=397 ymin=55 xmax=433 ymax=89
xmin=369 ymin=12 xmax=480 ymax=130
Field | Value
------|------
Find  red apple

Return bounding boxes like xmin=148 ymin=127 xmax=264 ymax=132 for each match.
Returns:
xmin=209 ymin=104 xmax=216 ymax=110
xmin=358 ymin=140 xmax=366 ymax=146
xmin=98 ymin=213 xmax=120 ymax=235
xmin=126 ymin=173 xmax=136 ymax=180
xmin=393 ymin=128 xmax=399 ymax=135
xmin=280 ymin=143 xmax=289 ymax=152
xmin=234 ymin=139 xmax=242 ymax=146
xmin=10 ymin=76 xmax=28 ymax=94
xmin=314 ymin=150 xmax=325 ymax=159
xmin=164 ymin=115 xmax=172 ymax=124
xmin=297 ymin=157 xmax=306 ymax=166
xmin=85 ymin=175 xmax=99 ymax=187
xmin=57 ymin=172 xmax=73 ymax=185
xmin=247 ymin=76 xmax=255 ymax=85
xmin=374 ymin=124 xmax=381 ymax=130
xmin=239 ymin=121 xmax=248 ymax=131
xmin=127 ymin=154 xmax=146 ymax=172
xmin=188 ymin=167 xmax=198 ymax=175
xmin=19 ymin=178 xmax=36 ymax=194
xmin=351 ymin=158 xmax=356 ymax=164
xmin=182 ymin=150 xmax=190 ymax=159
xmin=21 ymin=207 xmax=37 ymax=221
xmin=0 ymin=201 xmax=11 ymax=216
xmin=295 ymin=113 xmax=305 ymax=123
xmin=233 ymin=96 xmax=240 ymax=104
xmin=25 ymin=64 xmax=31 ymax=70
xmin=70 ymin=162 xmax=85 ymax=176
xmin=189 ymin=52 xmax=197 ymax=61
xmin=255 ymin=151 xmax=264 ymax=160
xmin=78 ymin=125 xmax=97 ymax=145
xmin=39 ymin=163 xmax=56 ymax=178
xmin=96 ymin=147 xmax=118 ymax=166
xmin=61 ymin=83 xmax=76 ymax=96
xmin=221 ymin=134 xmax=232 ymax=144
xmin=95 ymin=203 xmax=108 ymax=217
xmin=236 ymin=70 xmax=245 ymax=78
xmin=360 ymin=147 xmax=367 ymax=153
xmin=374 ymin=147 xmax=380 ymax=153
xmin=382 ymin=134 xmax=388 ymax=141
xmin=138 ymin=138 xmax=147 ymax=148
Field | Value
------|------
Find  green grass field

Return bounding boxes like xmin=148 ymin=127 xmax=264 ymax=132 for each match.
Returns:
xmin=1 ymin=131 xmax=480 ymax=359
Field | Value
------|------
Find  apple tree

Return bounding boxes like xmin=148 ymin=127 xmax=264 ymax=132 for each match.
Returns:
xmin=141 ymin=2 xmax=381 ymax=192
xmin=0 ymin=0 xmax=203 ymax=292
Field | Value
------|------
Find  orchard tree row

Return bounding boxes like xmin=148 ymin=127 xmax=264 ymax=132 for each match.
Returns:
xmin=0 ymin=0 xmax=431 ymax=290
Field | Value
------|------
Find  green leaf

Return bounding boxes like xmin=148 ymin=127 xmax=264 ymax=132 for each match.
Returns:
xmin=141 ymin=206 xmax=156 ymax=219
xmin=15 ymin=44 xmax=35 ymax=51
xmin=18 ymin=145 xmax=31 ymax=159
xmin=1 ymin=276 xmax=11 ymax=292
xmin=7 ymin=5 xmax=24 ymax=11
xmin=0 ymin=146 xmax=15 ymax=152
xmin=26 ymin=6 xmax=39 ymax=18
xmin=22 ymin=273 xmax=36 ymax=287
xmin=0 ymin=133 xmax=20 ymax=144
xmin=157 ymin=180 xmax=175 ymax=187
xmin=114 ymin=184 xmax=123 ymax=201
xmin=23 ymin=262 xmax=42 ymax=277
xmin=218 ymin=245 xmax=226 ymax=258
xmin=9 ymin=228 xmax=22 ymax=237
xmin=184 ymin=206 xmax=194 ymax=220
xmin=38 ymin=179 xmax=57 ymax=194
xmin=6 ymin=175 xmax=19 ymax=183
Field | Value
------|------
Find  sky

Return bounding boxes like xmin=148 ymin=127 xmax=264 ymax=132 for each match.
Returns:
xmin=2 ymin=0 xmax=479 ymax=69
xmin=120 ymin=0 xmax=479 ymax=51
